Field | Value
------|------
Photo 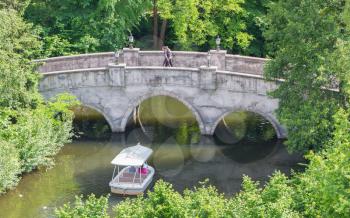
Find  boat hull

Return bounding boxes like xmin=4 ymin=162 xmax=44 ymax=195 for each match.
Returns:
xmin=109 ymin=166 xmax=155 ymax=196
xmin=110 ymin=177 xmax=153 ymax=195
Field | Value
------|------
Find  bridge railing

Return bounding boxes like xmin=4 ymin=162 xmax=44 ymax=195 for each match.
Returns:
xmin=35 ymin=48 xmax=268 ymax=76
xmin=225 ymin=54 xmax=266 ymax=75
xmin=35 ymin=52 xmax=116 ymax=73
xmin=139 ymin=51 xmax=208 ymax=68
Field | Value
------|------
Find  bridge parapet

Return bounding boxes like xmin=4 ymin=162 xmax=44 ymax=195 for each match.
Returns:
xmin=35 ymin=52 xmax=115 ymax=73
xmin=35 ymin=48 xmax=268 ymax=76
xmin=39 ymin=64 xmax=276 ymax=96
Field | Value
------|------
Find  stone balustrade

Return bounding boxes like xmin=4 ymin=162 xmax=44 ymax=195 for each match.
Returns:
xmin=36 ymin=48 xmax=267 ymax=76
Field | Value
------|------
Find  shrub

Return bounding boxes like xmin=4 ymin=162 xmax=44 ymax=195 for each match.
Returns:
xmin=56 ymin=194 xmax=110 ymax=218
xmin=0 ymin=94 xmax=78 ymax=172
xmin=0 ymin=140 xmax=21 ymax=194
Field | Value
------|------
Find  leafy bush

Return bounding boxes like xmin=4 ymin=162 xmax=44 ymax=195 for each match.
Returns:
xmin=115 ymin=181 xmax=185 ymax=217
xmin=292 ymin=109 xmax=350 ymax=217
xmin=0 ymin=9 xmax=41 ymax=109
xmin=0 ymin=94 xmax=78 ymax=172
xmin=228 ymin=173 xmax=300 ymax=218
xmin=55 ymin=194 xmax=110 ymax=218
xmin=114 ymin=178 xmax=300 ymax=217
xmin=0 ymin=8 xmax=79 ymax=193
xmin=0 ymin=140 xmax=21 ymax=194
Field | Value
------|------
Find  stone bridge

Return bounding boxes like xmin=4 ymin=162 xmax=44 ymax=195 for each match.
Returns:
xmin=37 ymin=48 xmax=287 ymax=138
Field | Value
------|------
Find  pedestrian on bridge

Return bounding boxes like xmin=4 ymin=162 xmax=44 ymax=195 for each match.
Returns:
xmin=162 ymin=46 xmax=173 ymax=67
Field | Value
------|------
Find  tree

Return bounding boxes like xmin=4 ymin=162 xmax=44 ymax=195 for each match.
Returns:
xmin=0 ymin=9 xmax=78 ymax=193
xmin=263 ymin=0 xmax=350 ymax=152
xmin=0 ymin=9 xmax=41 ymax=109
xmin=292 ymin=109 xmax=350 ymax=217
xmin=24 ymin=0 xmax=151 ymax=56
xmin=151 ymin=0 xmax=253 ymax=51
xmin=240 ymin=0 xmax=272 ymax=57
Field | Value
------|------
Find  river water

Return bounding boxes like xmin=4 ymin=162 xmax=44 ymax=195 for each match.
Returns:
xmin=0 ymin=96 xmax=303 ymax=218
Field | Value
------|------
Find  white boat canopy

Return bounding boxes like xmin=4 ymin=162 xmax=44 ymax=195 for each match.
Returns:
xmin=111 ymin=144 xmax=153 ymax=166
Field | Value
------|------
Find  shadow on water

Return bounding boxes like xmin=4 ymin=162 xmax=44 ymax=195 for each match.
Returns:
xmin=0 ymin=97 xmax=305 ymax=218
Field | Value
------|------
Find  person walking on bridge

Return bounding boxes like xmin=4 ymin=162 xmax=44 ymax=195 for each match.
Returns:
xmin=162 ymin=46 xmax=173 ymax=67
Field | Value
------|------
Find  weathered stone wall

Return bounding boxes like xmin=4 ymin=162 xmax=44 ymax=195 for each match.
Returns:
xmin=225 ymin=55 xmax=266 ymax=75
xmin=39 ymin=65 xmax=286 ymax=138
xmin=35 ymin=52 xmax=115 ymax=72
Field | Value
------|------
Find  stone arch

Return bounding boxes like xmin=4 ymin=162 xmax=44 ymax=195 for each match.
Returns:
xmin=120 ymin=90 xmax=206 ymax=134
xmin=75 ymin=103 xmax=114 ymax=132
xmin=210 ymin=107 xmax=285 ymax=139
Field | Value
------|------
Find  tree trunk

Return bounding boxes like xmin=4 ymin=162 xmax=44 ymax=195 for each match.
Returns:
xmin=158 ymin=19 xmax=167 ymax=48
xmin=153 ymin=0 xmax=159 ymax=49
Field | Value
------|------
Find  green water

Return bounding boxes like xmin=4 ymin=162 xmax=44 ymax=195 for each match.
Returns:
xmin=0 ymin=96 xmax=303 ymax=218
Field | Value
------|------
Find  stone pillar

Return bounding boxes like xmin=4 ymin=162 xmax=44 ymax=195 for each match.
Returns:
xmin=199 ymin=66 xmax=217 ymax=90
xmin=209 ymin=50 xmax=227 ymax=70
xmin=108 ymin=63 xmax=126 ymax=87
xmin=122 ymin=48 xmax=140 ymax=66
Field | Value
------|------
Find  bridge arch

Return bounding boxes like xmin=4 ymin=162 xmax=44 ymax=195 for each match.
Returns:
xmin=73 ymin=103 xmax=114 ymax=132
xmin=210 ymin=107 xmax=284 ymax=139
xmin=120 ymin=90 xmax=206 ymax=134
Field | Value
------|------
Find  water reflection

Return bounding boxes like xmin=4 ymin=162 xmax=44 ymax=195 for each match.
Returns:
xmin=0 ymin=96 xmax=304 ymax=218
xmin=72 ymin=106 xmax=111 ymax=140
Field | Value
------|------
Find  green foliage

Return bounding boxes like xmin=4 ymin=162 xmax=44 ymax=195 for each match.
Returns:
xmin=0 ymin=94 xmax=78 ymax=172
xmin=56 ymin=194 xmax=110 ymax=218
xmin=229 ymin=173 xmax=300 ymax=217
xmin=117 ymin=181 xmax=227 ymax=217
xmin=0 ymin=8 xmax=78 ymax=193
xmin=0 ymin=9 xmax=41 ymax=109
xmin=241 ymin=0 xmax=272 ymax=56
xmin=264 ymin=0 xmax=350 ymax=152
xmin=173 ymin=122 xmax=200 ymax=145
xmin=24 ymin=0 xmax=151 ymax=56
xmin=42 ymin=35 xmax=75 ymax=58
xmin=114 ymin=177 xmax=300 ymax=217
xmin=175 ymin=121 xmax=189 ymax=145
xmin=183 ymin=180 xmax=228 ymax=217
xmin=0 ymin=140 xmax=21 ymax=194
xmin=0 ymin=0 xmax=31 ymax=14
xmin=292 ymin=109 xmax=350 ymax=217
xmin=114 ymin=180 xmax=191 ymax=217
xmin=156 ymin=0 xmax=253 ymax=51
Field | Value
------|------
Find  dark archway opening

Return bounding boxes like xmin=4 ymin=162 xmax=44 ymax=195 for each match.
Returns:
xmin=125 ymin=95 xmax=201 ymax=145
xmin=72 ymin=106 xmax=112 ymax=140
xmin=214 ymin=111 xmax=279 ymax=163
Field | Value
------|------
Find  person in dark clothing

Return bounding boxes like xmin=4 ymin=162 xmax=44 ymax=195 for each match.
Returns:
xmin=162 ymin=46 xmax=173 ymax=67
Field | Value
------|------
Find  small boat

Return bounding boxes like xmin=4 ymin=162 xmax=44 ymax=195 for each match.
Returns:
xmin=109 ymin=143 xmax=155 ymax=195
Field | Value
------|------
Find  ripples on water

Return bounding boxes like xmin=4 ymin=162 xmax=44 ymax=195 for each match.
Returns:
xmin=0 ymin=96 xmax=304 ymax=218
